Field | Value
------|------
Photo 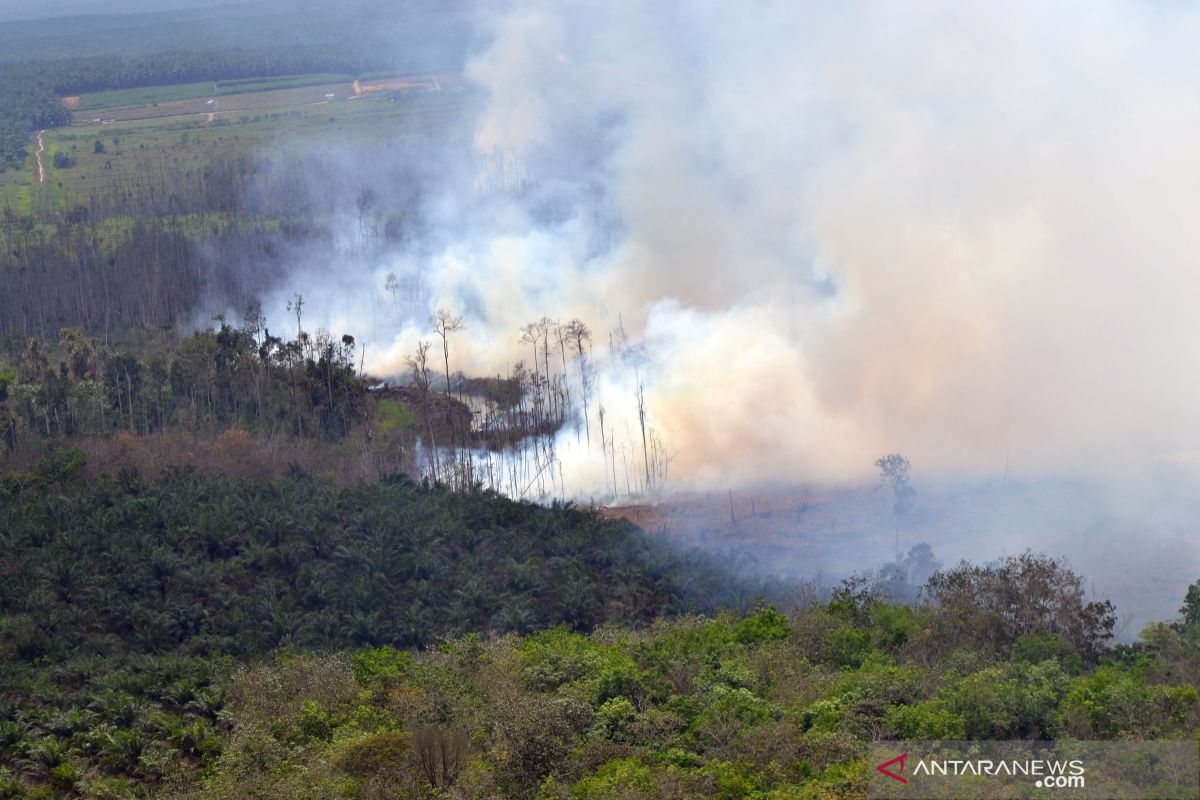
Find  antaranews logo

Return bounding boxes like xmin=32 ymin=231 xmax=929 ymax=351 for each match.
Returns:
xmin=874 ymin=751 xmax=1084 ymax=791
xmin=875 ymin=753 xmax=907 ymax=784
xmin=869 ymin=741 xmax=1197 ymax=799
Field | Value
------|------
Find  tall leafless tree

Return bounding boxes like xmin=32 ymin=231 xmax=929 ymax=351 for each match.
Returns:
xmin=564 ymin=319 xmax=592 ymax=444
xmin=432 ymin=309 xmax=464 ymax=399
xmin=287 ymin=293 xmax=304 ymax=338
xmin=876 ymin=453 xmax=915 ymax=559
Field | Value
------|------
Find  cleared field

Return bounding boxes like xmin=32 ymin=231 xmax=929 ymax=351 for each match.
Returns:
xmin=70 ymin=71 xmax=461 ymax=120
xmin=215 ymin=73 xmax=354 ymax=94
xmin=355 ymin=72 xmax=465 ymax=94
xmin=2 ymin=81 xmax=471 ymax=216
xmin=73 ymin=81 xmax=217 ymax=112
xmin=72 ymin=81 xmax=356 ymax=124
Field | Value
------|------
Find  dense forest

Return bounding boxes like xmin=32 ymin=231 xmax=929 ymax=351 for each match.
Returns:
xmin=0 ymin=0 xmax=470 ymax=64
xmin=0 ymin=466 xmax=1194 ymax=799
xmin=0 ymin=466 xmax=759 ymax=798
xmin=0 ymin=322 xmax=364 ymax=447
xmin=173 ymin=597 xmax=1199 ymax=800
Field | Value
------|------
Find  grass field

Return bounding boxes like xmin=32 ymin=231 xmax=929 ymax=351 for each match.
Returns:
xmin=1 ymin=76 xmax=470 ymax=217
xmin=73 ymin=81 xmax=218 ymax=111
xmin=73 ymin=81 xmax=356 ymax=123
xmin=215 ymin=73 xmax=355 ymax=94
xmin=72 ymin=71 xmax=454 ymax=115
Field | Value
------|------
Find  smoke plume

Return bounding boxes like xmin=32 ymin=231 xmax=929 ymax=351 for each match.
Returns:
xmin=259 ymin=0 xmax=1200 ymax=497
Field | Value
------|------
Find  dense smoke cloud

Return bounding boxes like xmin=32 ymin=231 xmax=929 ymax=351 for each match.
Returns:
xmin=259 ymin=0 xmax=1200 ymax=495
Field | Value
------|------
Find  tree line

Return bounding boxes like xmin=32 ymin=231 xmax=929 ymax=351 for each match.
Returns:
xmin=1 ymin=316 xmax=363 ymax=448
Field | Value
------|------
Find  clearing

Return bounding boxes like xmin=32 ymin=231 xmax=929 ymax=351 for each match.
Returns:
xmin=3 ymin=74 xmax=471 ymax=216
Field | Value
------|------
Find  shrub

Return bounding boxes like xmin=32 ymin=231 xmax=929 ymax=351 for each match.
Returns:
xmin=735 ymin=606 xmax=790 ymax=645
xmin=571 ymin=757 xmax=658 ymax=800
xmin=330 ymin=729 xmax=411 ymax=778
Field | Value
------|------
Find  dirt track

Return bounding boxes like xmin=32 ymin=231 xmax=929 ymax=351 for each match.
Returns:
xmin=33 ymin=131 xmax=45 ymax=183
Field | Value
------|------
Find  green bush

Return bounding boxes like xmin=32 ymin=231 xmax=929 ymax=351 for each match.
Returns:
xmin=571 ymin=757 xmax=658 ymax=800
xmin=735 ymin=606 xmax=791 ymax=644
xmin=329 ymin=729 xmax=411 ymax=778
xmin=821 ymin=627 xmax=873 ymax=669
xmin=297 ymin=700 xmax=334 ymax=742
xmin=1013 ymin=631 xmax=1083 ymax=673
xmin=885 ymin=701 xmax=965 ymax=739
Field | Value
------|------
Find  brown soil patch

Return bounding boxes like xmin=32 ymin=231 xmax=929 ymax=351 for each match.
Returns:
xmin=62 ymin=95 xmax=80 ymax=109
xmin=357 ymin=77 xmax=432 ymax=94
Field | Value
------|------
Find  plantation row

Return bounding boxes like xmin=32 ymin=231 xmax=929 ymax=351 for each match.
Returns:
xmin=0 ymin=468 xmax=760 ymax=797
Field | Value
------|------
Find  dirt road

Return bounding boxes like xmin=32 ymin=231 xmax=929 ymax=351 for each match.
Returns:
xmin=33 ymin=131 xmax=45 ymax=183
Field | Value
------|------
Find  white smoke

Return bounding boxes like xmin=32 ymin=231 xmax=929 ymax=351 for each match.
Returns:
xmin=262 ymin=0 xmax=1200 ymax=495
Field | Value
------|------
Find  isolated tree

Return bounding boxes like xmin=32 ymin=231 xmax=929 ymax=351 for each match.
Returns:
xmin=406 ymin=340 xmax=439 ymax=477
xmin=636 ymin=378 xmax=650 ymax=492
xmin=406 ymin=340 xmax=433 ymax=393
xmin=287 ymin=293 xmax=305 ymax=337
xmin=622 ymin=342 xmax=652 ymax=493
xmin=384 ymin=272 xmax=400 ymax=314
xmin=241 ymin=300 xmax=265 ymax=344
xmin=564 ymin=319 xmax=592 ymax=443
xmin=17 ymin=337 xmax=49 ymax=383
xmin=876 ymin=453 xmax=915 ymax=558
xmin=432 ymin=309 xmax=464 ymax=398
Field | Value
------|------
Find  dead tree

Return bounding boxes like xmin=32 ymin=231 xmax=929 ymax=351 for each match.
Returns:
xmin=384 ymin=272 xmax=400 ymax=316
xmin=412 ymin=726 xmax=470 ymax=790
xmin=565 ymin=319 xmax=592 ymax=444
xmin=876 ymin=453 xmax=915 ymax=559
xmin=432 ymin=309 xmax=464 ymax=399
xmin=407 ymin=340 xmax=439 ymax=479
xmin=287 ymin=293 xmax=304 ymax=337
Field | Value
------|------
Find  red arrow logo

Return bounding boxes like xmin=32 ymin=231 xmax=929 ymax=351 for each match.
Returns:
xmin=876 ymin=753 xmax=908 ymax=784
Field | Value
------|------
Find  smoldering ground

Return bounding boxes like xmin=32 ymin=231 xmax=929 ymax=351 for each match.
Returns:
xmin=215 ymin=0 xmax=1200 ymax=628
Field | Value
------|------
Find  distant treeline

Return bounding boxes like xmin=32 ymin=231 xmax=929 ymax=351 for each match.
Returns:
xmin=0 ymin=211 xmax=310 ymax=341
xmin=0 ymin=0 xmax=471 ymax=65
xmin=1 ymin=320 xmax=366 ymax=449
xmin=0 ymin=44 xmax=419 ymax=167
